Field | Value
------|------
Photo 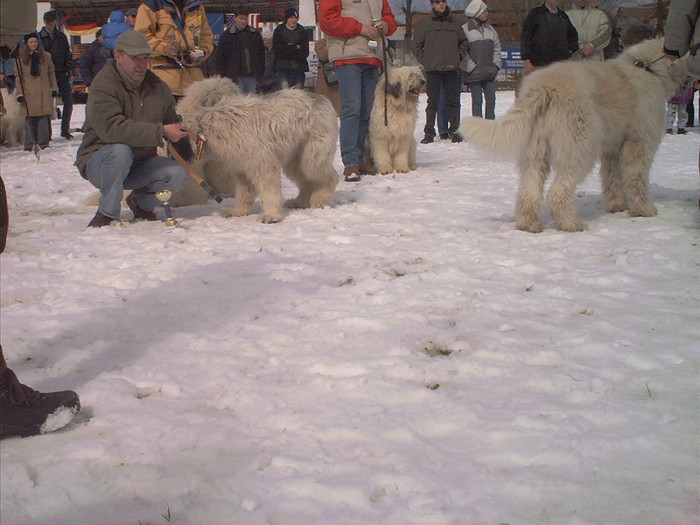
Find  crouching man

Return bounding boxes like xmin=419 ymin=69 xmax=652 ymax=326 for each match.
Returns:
xmin=75 ymin=31 xmax=190 ymax=227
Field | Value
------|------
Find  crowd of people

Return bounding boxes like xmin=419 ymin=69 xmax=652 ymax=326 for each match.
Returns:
xmin=1 ymin=0 xmax=699 ymax=439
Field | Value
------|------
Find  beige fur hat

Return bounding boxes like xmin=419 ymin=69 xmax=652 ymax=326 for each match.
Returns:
xmin=464 ymin=0 xmax=488 ymax=19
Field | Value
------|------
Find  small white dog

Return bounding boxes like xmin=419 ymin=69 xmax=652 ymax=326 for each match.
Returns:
xmin=1 ymin=88 xmax=24 ymax=147
xmin=176 ymin=77 xmax=339 ymax=223
xmin=368 ymin=66 xmax=425 ymax=174
xmin=462 ymin=39 xmax=689 ymax=233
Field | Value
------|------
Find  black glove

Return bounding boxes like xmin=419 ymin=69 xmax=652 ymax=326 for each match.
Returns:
xmin=51 ymin=91 xmax=58 ymax=97
xmin=16 ymin=94 xmax=23 ymax=103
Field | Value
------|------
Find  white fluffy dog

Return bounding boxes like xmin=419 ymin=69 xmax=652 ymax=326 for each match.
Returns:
xmin=1 ymin=88 xmax=24 ymax=147
xmin=176 ymin=77 xmax=339 ymax=223
xmin=461 ymin=39 xmax=689 ymax=233
xmin=368 ymin=66 xmax=425 ymax=174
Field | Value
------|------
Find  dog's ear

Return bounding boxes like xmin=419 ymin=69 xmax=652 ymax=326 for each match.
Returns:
xmin=387 ymin=82 xmax=402 ymax=98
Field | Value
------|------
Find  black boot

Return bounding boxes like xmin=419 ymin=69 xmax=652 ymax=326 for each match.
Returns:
xmin=126 ymin=192 xmax=157 ymax=221
xmin=0 ymin=345 xmax=80 ymax=439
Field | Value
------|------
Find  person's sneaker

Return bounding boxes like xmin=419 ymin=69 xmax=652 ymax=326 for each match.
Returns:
xmin=677 ymin=128 xmax=687 ymax=135
xmin=61 ymin=132 xmax=73 ymax=140
xmin=666 ymin=128 xmax=674 ymax=134
xmin=343 ymin=166 xmax=361 ymax=182
xmin=1 ymin=389 xmax=80 ymax=438
xmin=126 ymin=192 xmax=157 ymax=221
xmin=439 ymin=133 xmax=450 ymax=140
xmin=420 ymin=135 xmax=434 ymax=144
xmin=450 ymin=131 xmax=464 ymax=143
xmin=87 ymin=211 xmax=115 ymax=228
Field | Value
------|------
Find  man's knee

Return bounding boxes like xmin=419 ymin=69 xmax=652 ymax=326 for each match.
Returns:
xmin=169 ymin=165 xmax=188 ymax=191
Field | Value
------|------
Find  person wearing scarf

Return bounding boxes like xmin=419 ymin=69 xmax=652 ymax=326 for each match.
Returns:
xmin=15 ymin=33 xmax=58 ymax=151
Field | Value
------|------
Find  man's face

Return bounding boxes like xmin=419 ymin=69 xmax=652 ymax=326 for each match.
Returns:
xmin=431 ymin=0 xmax=447 ymax=13
xmin=44 ymin=18 xmax=57 ymax=32
xmin=286 ymin=15 xmax=298 ymax=29
xmin=575 ymin=0 xmax=588 ymax=7
xmin=126 ymin=15 xmax=136 ymax=27
xmin=114 ymin=50 xmax=151 ymax=83
xmin=235 ymin=15 xmax=248 ymax=30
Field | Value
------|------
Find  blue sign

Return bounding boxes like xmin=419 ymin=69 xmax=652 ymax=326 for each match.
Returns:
xmin=501 ymin=46 xmax=524 ymax=69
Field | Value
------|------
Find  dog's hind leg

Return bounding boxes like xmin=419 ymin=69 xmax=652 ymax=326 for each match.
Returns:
xmin=546 ymin=168 xmax=589 ymax=232
xmin=600 ymin=151 xmax=626 ymax=213
xmin=515 ymin=143 xmax=549 ymax=233
xmin=620 ymin=138 xmax=657 ymax=218
xmin=284 ymin=159 xmax=312 ymax=209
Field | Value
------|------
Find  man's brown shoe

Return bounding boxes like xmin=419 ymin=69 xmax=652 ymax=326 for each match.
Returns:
xmin=126 ymin=192 xmax=157 ymax=221
xmin=87 ymin=211 xmax=115 ymax=228
xmin=343 ymin=166 xmax=361 ymax=182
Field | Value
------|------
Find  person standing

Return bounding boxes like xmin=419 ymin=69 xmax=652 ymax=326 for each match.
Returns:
xmin=521 ymin=0 xmax=578 ymax=75
xmin=566 ymin=0 xmax=612 ymax=62
xmin=135 ymin=0 xmax=214 ymax=98
xmin=319 ymin=0 xmax=398 ymax=181
xmin=215 ymin=5 xmax=266 ymax=94
xmin=125 ymin=8 xmax=138 ymax=28
xmin=461 ymin=0 xmax=501 ymax=120
xmin=102 ymin=10 xmax=133 ymax=52
xmin=273 ymin=7 xmax=310 ymax=89
xmin=75 ymin=31 xmax=189 ymax=228
xmin=16 ymin=33 xmax=58 ymax=152
xmin=258 ymin=27 xmax=279 ymax=94
xmin=38 ymin=10 xmax=74 ymax=139
xmin=412 ymin=0 xmax=469 ymax=144
xmin=79 ymin=29 xmax=110 ymax=88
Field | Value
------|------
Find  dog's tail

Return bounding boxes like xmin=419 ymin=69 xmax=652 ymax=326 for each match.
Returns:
xmin=460 ymin=89 xmax=550 ymax=158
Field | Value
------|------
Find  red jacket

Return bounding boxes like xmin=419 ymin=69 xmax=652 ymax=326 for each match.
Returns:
xmin=319 ymin=0 xmax=398 ymax=67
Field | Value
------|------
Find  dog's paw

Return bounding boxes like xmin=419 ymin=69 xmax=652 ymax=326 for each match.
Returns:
xmin=259 ymin=212 xmax=283 ymax=223
xmin=394 ymin=165 xmax=411 ymax=173
xmin=222 ymin=206 xmax=250 ymax=218
xmin=556 ymin=218 xmax=588 ymax=232
xmin=628 ymin=203 xmax=657 ymax=217
xmin=606 ymin=201 xmax=627 ymax=214
xmin=516 ymin=219 xmax=544 ymax=233
xmin=285 ymin=197 xmax=308 ymax=209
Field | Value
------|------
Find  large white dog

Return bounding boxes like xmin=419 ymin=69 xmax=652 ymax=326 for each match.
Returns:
xmin=368 ymin=66 xmax=425 ymax=174
xmin=176 ymin=77 xmax=339 ymax=223
xmin=461 ymin=39 xmax=689 ymax=233
xmin=1 ymin=88 xmax=24 ymax=147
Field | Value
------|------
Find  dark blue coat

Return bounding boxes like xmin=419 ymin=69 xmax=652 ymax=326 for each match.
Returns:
xmin=521 ymin=4 xmax=579 ymax=67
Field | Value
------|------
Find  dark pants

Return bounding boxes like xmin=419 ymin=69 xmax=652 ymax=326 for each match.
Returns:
xmin=56 ymin=72 xmax=73 ymax=136
xmin=424 ymin=70 xmax=461 ymax=138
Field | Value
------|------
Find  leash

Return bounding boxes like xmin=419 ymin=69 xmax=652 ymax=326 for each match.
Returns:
xmin=380 ymin=31 xmax=390 ymax=127
xmin=634 ymin=55 xmax=665 ymax=74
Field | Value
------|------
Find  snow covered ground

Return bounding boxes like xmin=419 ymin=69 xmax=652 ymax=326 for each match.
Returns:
xmin=1 ymin=92 xmax=698 ymax=525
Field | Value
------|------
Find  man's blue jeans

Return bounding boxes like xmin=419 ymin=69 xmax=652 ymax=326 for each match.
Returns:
xmin=335 ymin=63 xmax=380 ymax=168
xmin=237 ymin=76 xmax=257 ymax=94
xmin=277 ymin=69 xmax=305 ymax=89
xmin=468 ymin=79 xmax=496 ymax=120
xmin=86 ymin=144 xmax=188 ymax=220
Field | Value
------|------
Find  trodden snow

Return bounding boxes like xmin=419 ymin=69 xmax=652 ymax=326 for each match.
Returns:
xmin=1 ymin=91 xmax=698 ymax=525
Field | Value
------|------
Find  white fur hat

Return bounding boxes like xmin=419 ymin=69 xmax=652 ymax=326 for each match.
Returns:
xmin=464 ymin=0 xmax=488 ymax=19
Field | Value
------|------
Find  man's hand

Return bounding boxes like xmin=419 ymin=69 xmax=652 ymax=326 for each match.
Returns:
xmin=360 ymin=24 xmax=381 ymax=41
xmin=164 ymin=42 xmax=178 ymax=57
xmin=163 ymin=123 xmax=190 ymax=142
xmin=580 ymin=43 xmax=594 ymax=57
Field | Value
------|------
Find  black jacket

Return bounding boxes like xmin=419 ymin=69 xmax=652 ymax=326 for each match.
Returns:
xmin=272 ymin=23 xmax=310 ymax=72
xmin=38 ymin=27 xmax=73 ymax=77
xmin=215 ymin=25 xmax=265 ymax=82
xmin=521 ymin=4 xmax=579 ymax=67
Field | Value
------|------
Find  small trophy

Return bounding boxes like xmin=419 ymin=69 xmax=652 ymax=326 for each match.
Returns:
xmin=156 ymin=189 xmax=178 ymax=231
xmin=189 ymin=18 xmax=204 ymax=60
xmin=368 ymin=18 xmax=383 ymax=50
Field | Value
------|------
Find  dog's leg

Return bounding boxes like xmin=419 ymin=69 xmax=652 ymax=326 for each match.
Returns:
xmin=256 ymin=166 xmax=284 ymax=223
xmin=408 ymin=137 xmax=417 ymax=171
xmin=600 ymin=151 xmax=626 ymax=213
xmin=620 ymin=139 xmax=657 ymax=218
xmin=372 ymin=137 xmax=395 ymax=174
xmin=223 ymin=173 xmax=255 ymax=218
xmin=515 ymin=149 xmax=549 ymax=233
xmin=546 ymin=170 xmax=588 ymax=232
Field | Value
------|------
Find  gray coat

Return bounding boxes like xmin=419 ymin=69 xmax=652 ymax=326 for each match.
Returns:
xmin=412 ymin=9 xmax=469 ymax=72
xmin=664 ymin=0 xmax=700 ymax=78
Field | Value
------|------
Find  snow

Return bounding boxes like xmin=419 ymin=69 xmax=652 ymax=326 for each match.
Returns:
xmin=1 ymin=91 xmax=699 ymax=525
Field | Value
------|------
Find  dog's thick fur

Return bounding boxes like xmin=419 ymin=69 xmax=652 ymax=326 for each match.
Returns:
xmin=461 ymin=39 xmax=689 ymax=233
xmin=368 ymin=66 xmax=425 ymax=174
xmin=176 ymin=77 xmax=339 ymax=222
xmin=1 ymin=88 xmax=24 ymax=147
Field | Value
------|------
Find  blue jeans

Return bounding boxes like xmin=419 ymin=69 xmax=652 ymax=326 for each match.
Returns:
xmin=237 ymin=76 xmax=257 ymax=94
xmin=276 ymin=69 xmax=305 ymax=89
xmin=86 ymin=144 xmax=188 ymax=220
xmin=56 ymin=72 xmax=73 ymax=136
xmin=335 ymin=63 xmax=380 ymax=168
xmin=468 ymin=80 xmax=496 ymax=120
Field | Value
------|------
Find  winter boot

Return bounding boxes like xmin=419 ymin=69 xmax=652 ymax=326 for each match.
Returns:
xmin=0 ymin=346 xmax=80 ymax=439
xmin=126 ymin=192 xmax=157 ymax=222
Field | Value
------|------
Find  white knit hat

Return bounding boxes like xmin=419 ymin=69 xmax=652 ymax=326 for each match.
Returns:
xmin=464 ymin=0 xmax=488 ymax=19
